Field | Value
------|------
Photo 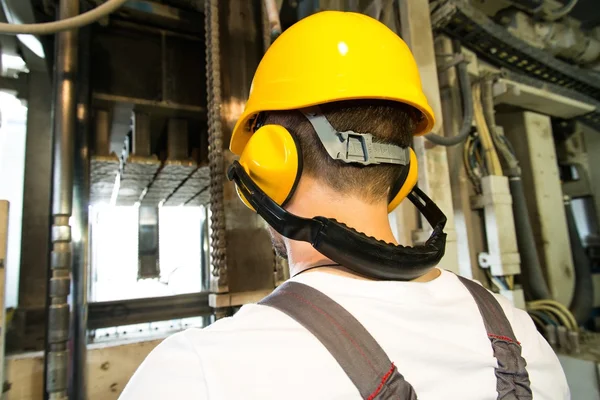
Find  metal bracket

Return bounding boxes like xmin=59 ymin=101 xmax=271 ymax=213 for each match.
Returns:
xmin=302 ymin=107 xmax=409 ymax=166
xmin=436 ymin=53 xmax=467 ymax=73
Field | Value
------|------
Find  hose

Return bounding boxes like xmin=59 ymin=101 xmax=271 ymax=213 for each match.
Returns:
xmin=529 ymin=300 xmax=578 ymax=331
xmin=564 ymin=198 xmax=595 ymax=325
xmin=542 ymin=0 xmax=578 ymax=21
xmin=509 ymin=177 xmax=553 ymax=300
xmin=0 ymin=0 xmax=128 ymax=35
xmin=425 ymin=41 xmax=473 ymax=146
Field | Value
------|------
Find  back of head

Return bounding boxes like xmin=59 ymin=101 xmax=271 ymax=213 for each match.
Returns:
xmin=264 ymin=100 xmax=417 ymax=203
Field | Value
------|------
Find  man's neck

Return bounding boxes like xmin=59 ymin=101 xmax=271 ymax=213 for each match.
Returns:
xmin=284 ymin=177 xmax=398 ymax=278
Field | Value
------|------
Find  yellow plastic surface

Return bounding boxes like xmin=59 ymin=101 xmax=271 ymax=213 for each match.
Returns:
xmin=237 ymin=124 xmax=300 ymax=208
xmin=387 ymin=148 xmax=418 ymax=213
xmin=230 ymin=11 xmax=435 ymax=155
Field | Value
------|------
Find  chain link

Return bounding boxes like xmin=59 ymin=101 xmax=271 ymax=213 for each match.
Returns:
xmin=205 ymin=0 xmax=228 ymax=286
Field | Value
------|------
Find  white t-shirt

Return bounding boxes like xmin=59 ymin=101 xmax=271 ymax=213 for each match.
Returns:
xmin=120 ymin=269 xmax=569 ymax=399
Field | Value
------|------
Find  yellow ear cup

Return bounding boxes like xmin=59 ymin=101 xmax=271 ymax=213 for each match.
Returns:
xmin=387 ymin=148 xmax=418 ymax=213
xmin=236 ymin=124 xmax=302 ymax=211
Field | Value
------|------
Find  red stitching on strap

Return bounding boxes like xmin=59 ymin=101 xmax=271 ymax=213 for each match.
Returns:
xmin=488 ymin=333 xmax=521 ymax=345
xmin=277 ymin=290 xmax=377 ymax=373
xmin=367 ymin=363 xmax=395 ymax=400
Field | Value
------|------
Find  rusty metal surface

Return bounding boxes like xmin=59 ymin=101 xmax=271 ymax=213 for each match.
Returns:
xmin=140 ymin=161 xmax=197 ymax=206
xmin=164 ymin=166 xmax=210 ymax=206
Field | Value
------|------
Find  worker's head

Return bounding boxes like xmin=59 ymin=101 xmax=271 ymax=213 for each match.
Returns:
xmin=260 ymin=100 xmax=416 ymax=257
xmin=228 ymin=11 xmax=437 ymax=262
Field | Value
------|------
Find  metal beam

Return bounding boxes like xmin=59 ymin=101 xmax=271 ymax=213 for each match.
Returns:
xmin=19 ymin=71 xmax=52 ymax=310
xmin=87 ymin=293 xmax=211 ymax=330
xmin=46 ymin=0 xmax=79 ymax=397
xmin=398 ymin=0 xmax=459 ymax=273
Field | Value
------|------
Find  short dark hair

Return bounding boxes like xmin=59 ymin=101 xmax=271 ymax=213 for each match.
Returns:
xmin=264 ymin=100 xmax=417 ymax=202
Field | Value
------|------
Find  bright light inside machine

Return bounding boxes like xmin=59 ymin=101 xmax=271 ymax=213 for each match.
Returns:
xmin=1 ymin=54 xmax=27 ymax=74
xmin=338 ymin=41 xmax=349 ymax=56
xmin=17 ymin=35 xmax=45 ymax=59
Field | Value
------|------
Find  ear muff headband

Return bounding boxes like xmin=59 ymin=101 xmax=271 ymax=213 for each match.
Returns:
xmin=228 ymin=161 xmax=447 ymax=281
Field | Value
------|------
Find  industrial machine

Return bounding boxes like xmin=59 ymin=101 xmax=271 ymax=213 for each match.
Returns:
xmin=0 ymin=0 xmax=598 ymax=398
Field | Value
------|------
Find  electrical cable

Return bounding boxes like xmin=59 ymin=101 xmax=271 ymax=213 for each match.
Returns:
xmin=543 ymin=0 xmax=578 ymax=21
xmin=528 ymin=304 xmax=573 ymax=330
xmin=528 ymin=310 xmax=557 ymax=327
xmin=528 ymin=313 xmax=544 ymax=329
xmin=0 ymin=0 xmax=128 ymax=35
xmin=487 ymin=269 xmax=508 ymax=291
xmin=528 ymin=300 xmax=578 ymax=330
xmin=481 ymin=77 xmax=520 ymax=176
xmin=472 ymin=82 xmax=503 ymax=176
xmin=463 ymin=134 xmax=481 ymax=193
xmin=531 ymin=308 xmax=560 ymax=326
xmin=425 ymin=40 xmax=473 ymax=146
xmin=505 ymin=275 xmax=514 ymax=290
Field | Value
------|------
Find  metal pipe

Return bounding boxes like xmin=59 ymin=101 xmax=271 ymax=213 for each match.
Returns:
xmin=425 ymin=40 xmax=473 ymax=146
xmin=262 ymin=0 xmax=281 ymax=41
xmin=47 ymin=0 xmax=79 ymax=398
xmin=70 ymin=10 xmax=92 ymax=398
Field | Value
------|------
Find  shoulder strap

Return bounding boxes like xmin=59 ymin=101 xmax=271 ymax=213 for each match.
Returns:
xmin=457 ymin=276 xmax=533 ymax=400
xmin=259 ymin=281 xmax=417 ymax=400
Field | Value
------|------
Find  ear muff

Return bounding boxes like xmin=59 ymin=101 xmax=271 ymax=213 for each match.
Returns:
xmin=236 ymin=124 xmax=303 ymax=210
xmin=387 ymin=148 xmax=418 ymax=213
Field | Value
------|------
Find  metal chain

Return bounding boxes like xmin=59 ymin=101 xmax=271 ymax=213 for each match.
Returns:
xmin=205 ymin=0 xmax=228 ymax=286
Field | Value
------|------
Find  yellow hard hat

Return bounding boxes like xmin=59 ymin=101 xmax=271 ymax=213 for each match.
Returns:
xmin=230 ymin=10 xmax=435 ymax=155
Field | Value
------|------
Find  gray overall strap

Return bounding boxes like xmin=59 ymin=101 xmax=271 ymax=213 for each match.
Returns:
xmin=259 ymin=281 xmax=417 ymax=400
xmin=457 ymin=276 xmax=533 ymax=400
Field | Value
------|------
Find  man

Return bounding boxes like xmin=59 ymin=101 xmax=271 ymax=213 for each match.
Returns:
xmin=121 ymin=11 xmax=569 ymax=399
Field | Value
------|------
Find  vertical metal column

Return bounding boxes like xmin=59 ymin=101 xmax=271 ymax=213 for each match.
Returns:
xmin=399 ymin=0 xmax=460 ymax=274
xmin=47 ymin=0 xmax=79 ymax=398
xmin=0 ymin=201 xmax=8 ymax=395
xmin=70 ymin=12 xmax=92 ymax=398
xmin=19 ymin=71 xmax=53 ymax=311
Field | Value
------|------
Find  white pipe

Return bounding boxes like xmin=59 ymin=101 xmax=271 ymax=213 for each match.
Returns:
xmin=0 ymin=0 xmax=128 ymax=35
